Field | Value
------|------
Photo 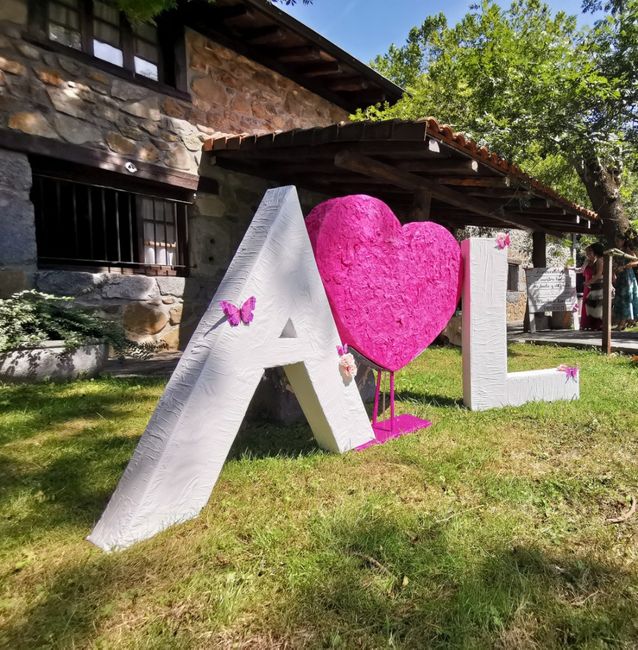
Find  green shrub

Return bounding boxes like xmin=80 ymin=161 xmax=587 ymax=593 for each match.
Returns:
xmin=0 ymin=290 xmax=158 ymax=358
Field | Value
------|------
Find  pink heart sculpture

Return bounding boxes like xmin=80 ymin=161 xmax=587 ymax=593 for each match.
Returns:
xmin=306 ymin=195 xmax=462 ymax=372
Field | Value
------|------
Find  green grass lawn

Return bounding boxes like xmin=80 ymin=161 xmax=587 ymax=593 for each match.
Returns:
xmin=1 ymin=344 xmax=637 ymax=649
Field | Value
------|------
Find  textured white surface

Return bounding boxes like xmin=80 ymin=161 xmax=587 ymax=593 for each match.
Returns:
xmin=462 ymin=238 xmax=580 ymax=411
xmin=88 ymin=187 xmax=375 ymax=552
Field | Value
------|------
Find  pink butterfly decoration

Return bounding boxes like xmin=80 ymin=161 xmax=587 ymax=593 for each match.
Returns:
xmin=496 ymin=232 xmax=511 ymax=250
xmin=558 ymin=364 xmax=579 ymax=380
xmin=336 ymin=343 xmax=349 ymax=356
xmin=219 ymin=296 xmax=256 ymax=326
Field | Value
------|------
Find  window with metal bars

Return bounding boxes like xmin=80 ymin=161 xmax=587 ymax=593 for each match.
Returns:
xmin=31 ymin=173 xmax=189 ymax=276
xmin=29 ymin=0 xmax=184 ymax=89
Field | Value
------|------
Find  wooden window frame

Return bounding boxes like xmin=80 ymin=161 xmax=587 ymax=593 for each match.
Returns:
xmin=31 ymin=157 xmax=191 ymax=277
xmin=27 ymin=0 xmax=189 ymax=100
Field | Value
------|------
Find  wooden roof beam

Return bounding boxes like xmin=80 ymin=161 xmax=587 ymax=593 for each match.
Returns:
xmin=334 ymin=150 xmax=547 ymax=233
xmin=397 ymin=159 xmax=480 ymax=174
xmin=296 ymin=61 xmax=342 ymax=77
xmin=244 ymin=25 xmax=285 ymax=45
xmin=328 ymin=78 xmax=370 ymax=92
xmin=434 ymin=176 xmax=513 ymax=187
xmin=274 ymin=45 xmax=330 ymax=62
xmin=213 ymin=6 xmax=252 ymax=22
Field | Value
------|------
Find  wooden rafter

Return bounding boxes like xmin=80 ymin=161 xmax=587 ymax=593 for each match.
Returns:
xmin=334 ymin=150 xmax=546 ymax=233
xmin=396 ymin=160 xmax=480 ymax=174
xmin=296 ymin=61 xmax=342 ymax=77
xmin=433 ymin=176 xmax=513 ymax=187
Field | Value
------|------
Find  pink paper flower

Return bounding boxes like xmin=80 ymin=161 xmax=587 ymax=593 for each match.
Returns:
xmin=558 ymin=364 xmax=579 ymax=380
xmin=339 ymin=352 xmax=357 ymax=380
xmin=496 ymin=232 xmax=511 ymax=250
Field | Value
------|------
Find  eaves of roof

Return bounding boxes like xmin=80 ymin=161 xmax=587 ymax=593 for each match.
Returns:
xmin=203 ymin=118 xmax=599 ymax=234
xmin=180 ymin=0 xmax=404 ymax=113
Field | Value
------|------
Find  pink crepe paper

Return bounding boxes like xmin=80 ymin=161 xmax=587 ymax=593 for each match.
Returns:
xmin=306 ymin=195 xmax=463 ymax=372
xmin=496 ymin=232 xmax=511 ymax=250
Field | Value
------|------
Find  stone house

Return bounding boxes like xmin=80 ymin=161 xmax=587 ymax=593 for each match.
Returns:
xmin=0 ymin=0 xmax=402 ymax=348
xmin=0 ymin=0 xmax=598 ymax=354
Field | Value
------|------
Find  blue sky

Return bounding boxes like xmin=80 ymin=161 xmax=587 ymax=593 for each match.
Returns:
xmin=281 ymin=0 xmax=593 ymax=65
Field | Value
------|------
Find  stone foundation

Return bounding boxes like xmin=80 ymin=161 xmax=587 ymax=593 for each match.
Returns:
xmin=34 ymin=270 xmax=211 ymax=350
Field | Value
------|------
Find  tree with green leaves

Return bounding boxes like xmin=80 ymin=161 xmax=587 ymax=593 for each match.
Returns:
xmin=364 ymin=0 xmax=638 ymax=243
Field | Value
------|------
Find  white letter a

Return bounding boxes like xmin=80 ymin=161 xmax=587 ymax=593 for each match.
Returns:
xmin=88 ymin=187 xmax=374 ymax=551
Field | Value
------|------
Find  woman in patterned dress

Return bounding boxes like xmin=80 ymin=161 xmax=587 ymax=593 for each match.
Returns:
xmin=580 ymin=243 xmax=605 ymax=331
xmin=613 ymin=233 xmax=638 ymax=330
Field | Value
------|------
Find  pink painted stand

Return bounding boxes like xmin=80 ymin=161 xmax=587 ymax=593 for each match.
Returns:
xmin=356 ymin=369 xmax=431 ymax=451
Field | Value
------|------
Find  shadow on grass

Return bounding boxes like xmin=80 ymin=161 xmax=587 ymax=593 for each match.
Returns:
xmin=0 ymin=377 xmax=323 ymax=551
xmin=392 ymin=392 xmax=464 ymax=408
xmin=4 ymin=507 xmax=637 ymax=648
xmin=229 ymin=420 xmax=322 ymax=460
xmin=0 ymin=377 xmax=165 ymax=445
xmin=0 ymin=433 xmax=137 ymax=551
xmin=1 ymin=551 xmax=158 ymax=649
xmin=278 ymin=512 xmax=638 ymax=648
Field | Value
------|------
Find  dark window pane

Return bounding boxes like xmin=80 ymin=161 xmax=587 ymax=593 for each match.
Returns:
xmin=93 ymin=19 xmax=120 ymax=46
xmin=31 ymin=172 xmax=188 ymax=272
xmin=133 ymin=21 xmax=157 ymax=43
xmin=135 ymin=38 xmax=158 ymax=63
xmin=93 ymin=1 xmax=119 ymax=25
xmin=49 ymin=3 xmax=79 ymax=28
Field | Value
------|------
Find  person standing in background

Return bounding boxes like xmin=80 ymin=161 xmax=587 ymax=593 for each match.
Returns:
xmin=613 ymin=232 xmax=638 ymax=330
xmin=580 ymin=243 xmax=605 ymax=331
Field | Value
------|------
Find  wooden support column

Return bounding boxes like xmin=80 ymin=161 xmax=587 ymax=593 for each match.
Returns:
xmin=408 ymin=189 xmax=432 ymax=221
xmin=602 ymin=254 xmax=613 ymax=355
xmin=526 ymin=232 xmax=548 ymax=332
xmin=532 ymin=231 xmax=547 ymax=268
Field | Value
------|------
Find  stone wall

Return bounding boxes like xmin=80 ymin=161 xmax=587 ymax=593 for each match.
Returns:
xmin=0 ymin=7 xmax=347 ymax=175
xmin=0 ymin=2 xmax=348 ymax=349
xmin=34 ymin=269 xmax=214 ymax=351
xmin=0 ymin=149 xmax=35 ymax=297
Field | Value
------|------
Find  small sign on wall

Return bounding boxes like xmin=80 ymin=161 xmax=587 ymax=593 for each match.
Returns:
xmin=525 ymin=267 xmax=578 ymax=332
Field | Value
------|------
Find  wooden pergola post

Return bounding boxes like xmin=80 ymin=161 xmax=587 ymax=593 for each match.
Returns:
xmin=532 ymin=231 xmax=547 ymax=268
xmin=602 ymin=254 xmax=613 ymax=354
xmin=408 ymin=189 xmax=432 ymax=221
xmin=525 ymin=232 xmax=548 ymax=332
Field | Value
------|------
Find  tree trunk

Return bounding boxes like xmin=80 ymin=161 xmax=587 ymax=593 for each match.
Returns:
xmin=576 ymin=156 xmax=630 ymax=246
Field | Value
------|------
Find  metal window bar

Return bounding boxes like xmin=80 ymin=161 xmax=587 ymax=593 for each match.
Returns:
xmin=101 ymin=186 xmax=108 ymax=261
xmin=128 ymin=192 xmax=134 ymax=264
xmin=114 ymin=189 xmax=122 ymax=263
xmin=152 ymin=198 xmax=158 ymax=266
xmin=88 ymin=183 xmax=94 ymax=260
xmin=173 ymin=201 xmax=179 ymax=266
xmin=32 ymin=173 xmax=190 ymax=274
xmin=72 ymin=182 xmax=79 ymax=256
